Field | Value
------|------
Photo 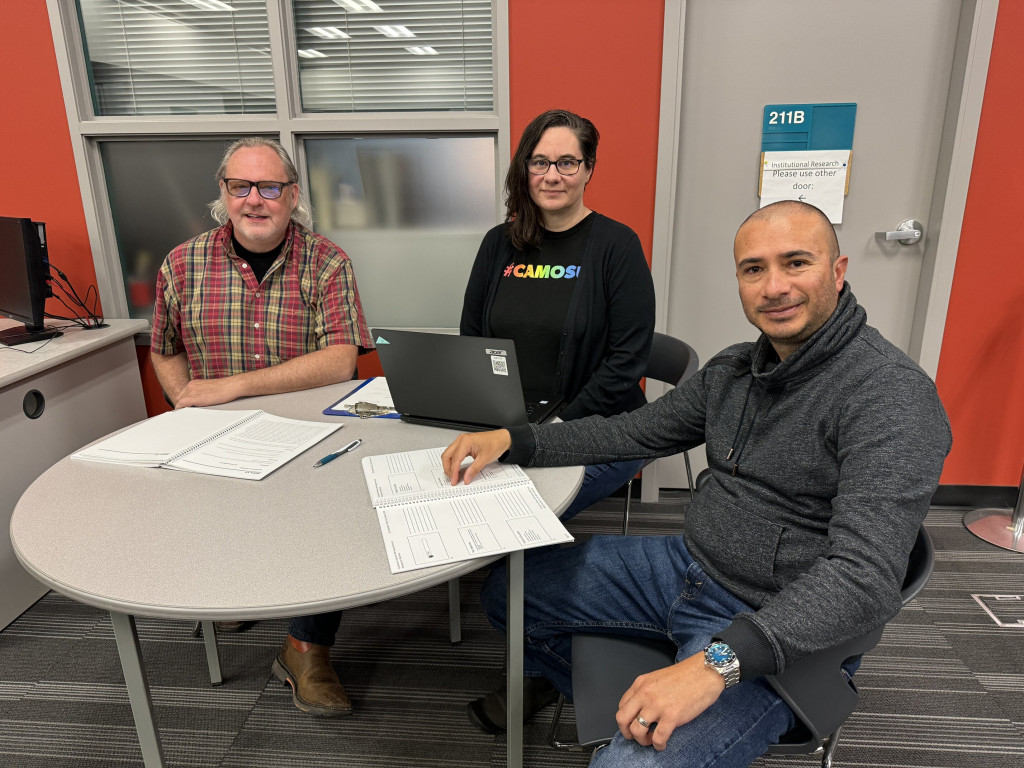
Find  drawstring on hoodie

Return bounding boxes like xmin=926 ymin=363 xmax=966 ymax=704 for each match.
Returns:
xmin=727 ymin=378 xmax=783 ymax=476
xmin=722 ymin=284 xmax=860 ymax=476
xmin=726 ymin=379 xmax=756 ymax=476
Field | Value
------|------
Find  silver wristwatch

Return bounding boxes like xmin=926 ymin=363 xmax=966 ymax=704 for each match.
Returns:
xmin=703 ymin=641 xmax=741 ymax=688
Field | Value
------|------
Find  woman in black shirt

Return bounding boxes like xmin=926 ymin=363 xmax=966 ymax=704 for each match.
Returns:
xmin=460 ymin=109 xmax=656 ymax=521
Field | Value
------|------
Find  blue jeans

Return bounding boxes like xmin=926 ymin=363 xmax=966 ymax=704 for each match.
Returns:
xmin=561 ymin=459 xmax=646 ymax=521
xmin=289 ymin=612 xmax=341 ymax=646
xmin=480 ymin=535 xmax=796 ymax=768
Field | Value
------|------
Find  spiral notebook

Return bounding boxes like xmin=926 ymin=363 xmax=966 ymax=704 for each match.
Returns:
xmin=71 ymin=408 xmax=341 ymax=480
xmin=362 ymin=447 xmax=573 ymax=573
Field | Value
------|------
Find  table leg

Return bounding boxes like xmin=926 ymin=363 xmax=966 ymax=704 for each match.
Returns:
xmin=200 ymin=621 xmax=224 ymax=685
xmin=506 ymin=550 xmax=524 ymax=768
xmin=108 ymin=611 xmax=166 ymax=768
xmin=448 ymin=578 xmax=462 ymax=644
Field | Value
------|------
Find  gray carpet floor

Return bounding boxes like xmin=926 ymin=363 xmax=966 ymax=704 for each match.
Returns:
xmin=1 ymin=499 xmax=1022 ymax=767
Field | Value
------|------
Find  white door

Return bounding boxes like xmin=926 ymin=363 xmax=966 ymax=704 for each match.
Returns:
xmin=644 ymin=0 xmax=995 ymax=496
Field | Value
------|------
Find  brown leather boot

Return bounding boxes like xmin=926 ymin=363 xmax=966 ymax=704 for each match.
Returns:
xmin=271 ymin=637 xmax=353 ymax=717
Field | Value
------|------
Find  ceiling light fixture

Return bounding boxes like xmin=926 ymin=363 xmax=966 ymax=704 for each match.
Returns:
xmin=181 ymin=0 xmax=235 ymax=11
xmin=308 ymin=27 xmax=351 ymax=40
xmin=297 ymin=49 xmax=328 ymax=58
xmin=405 ymin=46 xmax=438 ymax=56
xmin=332 ymin=0 xmax=383 ymax=12
xmin=374 ymin=25 xmax=415 ymax=38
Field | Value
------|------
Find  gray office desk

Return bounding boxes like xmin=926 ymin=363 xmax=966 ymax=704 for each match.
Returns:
xmin=1 ymin=318 xmax=148 ymax=629
xmin=10 ymin=384 xmax=583 ymax=768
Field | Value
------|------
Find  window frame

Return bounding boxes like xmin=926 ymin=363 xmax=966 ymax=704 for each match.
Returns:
xmin=46 ymin=0 xmax=511 ymax=321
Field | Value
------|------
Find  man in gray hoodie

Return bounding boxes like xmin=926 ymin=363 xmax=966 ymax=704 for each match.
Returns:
xmin=442 ymin=200 xmax=952 ymax=767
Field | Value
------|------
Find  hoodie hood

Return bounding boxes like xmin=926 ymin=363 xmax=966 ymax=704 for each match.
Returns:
xmin=726 ymin=283 xmax=865 ymax=475
xmin=750 ymin=282 xmax=866 ymax=388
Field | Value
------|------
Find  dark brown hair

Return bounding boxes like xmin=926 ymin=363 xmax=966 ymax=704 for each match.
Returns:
xmin=505 ymin=109 xmax=599 ymax=251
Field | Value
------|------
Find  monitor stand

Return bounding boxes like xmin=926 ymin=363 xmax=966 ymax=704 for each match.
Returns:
xmin=0 ymin=324 xmax=62 ymax=346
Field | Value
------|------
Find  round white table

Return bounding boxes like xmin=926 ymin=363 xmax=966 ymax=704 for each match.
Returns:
xmin=10 ymin=383 xmax=583 ymax=768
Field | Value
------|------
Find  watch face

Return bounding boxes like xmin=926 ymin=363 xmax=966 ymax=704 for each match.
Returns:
xmin=706 ymin=642 xmax=735 ymax=665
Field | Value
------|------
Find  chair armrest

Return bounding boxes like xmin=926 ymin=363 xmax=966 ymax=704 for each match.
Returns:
xmin=766 ymin=625 xmax=883 ymax=743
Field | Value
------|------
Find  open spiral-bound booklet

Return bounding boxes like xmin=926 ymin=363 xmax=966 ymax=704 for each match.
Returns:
xmin=71 ymin=408 xmax=341 ymax=480
xmin=362 ymin=447 xmax=574 ymax=573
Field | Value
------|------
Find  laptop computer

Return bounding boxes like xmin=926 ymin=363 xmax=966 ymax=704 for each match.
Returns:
xmin=372 ymin=329 xmax=565 ymax=432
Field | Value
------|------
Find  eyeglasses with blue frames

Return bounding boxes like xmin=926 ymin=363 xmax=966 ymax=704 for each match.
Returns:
xmin=222 ymin=178 xmax=293 ymax=200
xmin=526 ymin=157 xmax=586 ymax=176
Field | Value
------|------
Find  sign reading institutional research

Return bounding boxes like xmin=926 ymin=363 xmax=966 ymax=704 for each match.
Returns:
xmin=759 ymin=149 xmax=851 ymax=224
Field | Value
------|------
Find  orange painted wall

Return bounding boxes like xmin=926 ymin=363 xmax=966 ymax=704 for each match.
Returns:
xmin=4 ymin=2 xmax=1019 ymax=488
xmin=934 ymin=1 xmax=1024 ymax=487
xmin=0 ymin=2 xmax=99 ymax=320
xmin=508 ymin=0 xmax=664 ymax=267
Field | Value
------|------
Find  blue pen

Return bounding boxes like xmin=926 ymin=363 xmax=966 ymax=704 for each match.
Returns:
xmin=313 ymin=438 xmax=362 ymax=467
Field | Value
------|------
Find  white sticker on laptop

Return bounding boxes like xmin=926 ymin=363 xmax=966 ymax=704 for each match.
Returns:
xmin=485 ymin=348 xmax=507 ymax=356
xmin=490 ymin=355 xmax=508 ymax=376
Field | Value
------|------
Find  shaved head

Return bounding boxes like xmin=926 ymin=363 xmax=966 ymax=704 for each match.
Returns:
xmin=733 ymin=200 xmax=848 ymax=360
xmin=739 ymin=201 xmax=839 ymax=264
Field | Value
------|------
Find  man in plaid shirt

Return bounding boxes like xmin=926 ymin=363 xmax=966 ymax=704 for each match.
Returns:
xmin=151 ymin=138 xmax=373 ymax=718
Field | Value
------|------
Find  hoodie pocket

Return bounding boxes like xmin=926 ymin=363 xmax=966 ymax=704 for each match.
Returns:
xmin=687 ymin=487 xmax=784 ymax=593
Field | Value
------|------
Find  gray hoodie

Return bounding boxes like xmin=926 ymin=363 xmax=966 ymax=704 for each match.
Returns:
xmin=505 ymin=285 xmax=952 ymax=679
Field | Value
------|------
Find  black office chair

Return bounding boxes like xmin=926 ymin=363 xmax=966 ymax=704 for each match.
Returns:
xmin=548 ymin=471 xmax=936 ymax=767
xmin=620 ymin=332 xmax=699 ymax=535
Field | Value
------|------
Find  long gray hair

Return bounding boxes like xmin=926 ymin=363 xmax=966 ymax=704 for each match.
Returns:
xmin=208 ymin=137 xmax=314 ymax=229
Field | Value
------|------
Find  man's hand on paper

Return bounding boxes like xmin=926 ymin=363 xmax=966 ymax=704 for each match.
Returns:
xmin=441 ymin=429 xmax=512 ymax=486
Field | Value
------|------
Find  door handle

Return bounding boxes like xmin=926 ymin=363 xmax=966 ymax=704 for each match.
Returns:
xmin=875 ymin=219 xmax=923 ymax=246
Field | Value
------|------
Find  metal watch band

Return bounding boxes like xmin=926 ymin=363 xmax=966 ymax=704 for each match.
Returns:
xmin=704 ymin=642 xmax=741 ymax=688
xmin=718 ymin=660 xmax=740 ymax=688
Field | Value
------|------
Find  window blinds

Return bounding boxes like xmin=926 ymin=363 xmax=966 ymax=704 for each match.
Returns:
xmin=292 ymin=0 xmax=494 ymax=112
xmin=77 ymin=0 xmax=494 ymax=116
xmin=78 ymin=0 xmax=275 ymax=115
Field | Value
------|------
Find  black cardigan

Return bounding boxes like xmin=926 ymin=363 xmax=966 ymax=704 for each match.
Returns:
xmin=459 ymin=213 xmax=655 ymax=421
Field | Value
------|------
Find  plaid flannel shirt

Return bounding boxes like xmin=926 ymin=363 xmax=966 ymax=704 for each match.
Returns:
xmin=151 ymin=221 xmax=373 ymax=379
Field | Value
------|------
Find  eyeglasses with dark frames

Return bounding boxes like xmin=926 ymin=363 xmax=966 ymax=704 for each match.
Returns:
xmin=526 ymin=157 xmax=586 ymax=176
xmin=222 ymin=178 xmax=293 ymax=200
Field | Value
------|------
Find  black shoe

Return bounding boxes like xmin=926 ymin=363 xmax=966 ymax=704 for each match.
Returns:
xmin=467 ymin=676 xmax=559 ymax=734
xmin=191 ymin=620 xmax=257 ymax=638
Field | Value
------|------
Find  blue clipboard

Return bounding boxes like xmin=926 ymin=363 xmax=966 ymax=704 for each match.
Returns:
xmin=323 ymin=378 xmax=401 ymax=418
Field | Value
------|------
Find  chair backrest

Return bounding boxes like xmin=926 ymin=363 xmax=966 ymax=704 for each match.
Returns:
xmin=765 ymin=523 xmax=935 ymax=749
xmin=645 ymin=332 xmax=699 ymax=387
xmin=765 ymin=626 xmax=883 ymax=749
xmin=901 ymin=525 xmax=934 ymax=604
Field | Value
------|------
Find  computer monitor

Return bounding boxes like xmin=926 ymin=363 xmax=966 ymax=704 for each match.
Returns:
xmin=0 ymin=216 xmax=60 ymax=346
